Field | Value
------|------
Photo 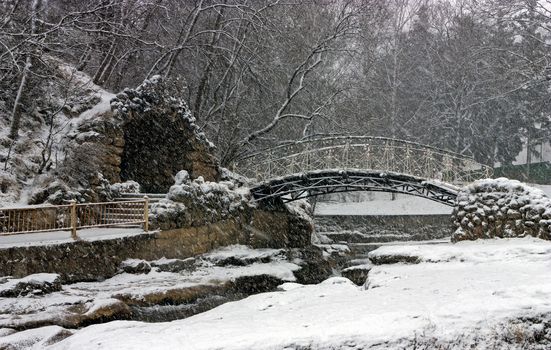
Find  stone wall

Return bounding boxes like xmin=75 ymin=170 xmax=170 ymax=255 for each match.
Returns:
xmin=5 ymin=171 xmax=314 ymax=282
xmin=452 ymin=178 xmax=551 ymax=242
xmin=316 ymin=214 xmax=453 ymax=243
xmin=249 ymin=204 xmax=313 ymax=249
xmin=0 ymin=205 xmax=312 ymax=282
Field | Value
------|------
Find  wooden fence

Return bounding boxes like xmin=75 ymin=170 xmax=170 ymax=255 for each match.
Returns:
xmin=0 ymin=198 xmax=149 ymax=238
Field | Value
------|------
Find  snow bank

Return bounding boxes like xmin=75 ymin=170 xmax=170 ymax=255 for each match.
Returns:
xmin=45 ymin=238 xmax=551 ymax=350
xmin=452 ymin=177 xmax=551 ymax=242
xmin=0 ymin=326 xmax=72 ymax=349
xmin=369 ymin=236 xmax=551 ymax=265
xmin=151 ymin=170 xmax=250 ymax=230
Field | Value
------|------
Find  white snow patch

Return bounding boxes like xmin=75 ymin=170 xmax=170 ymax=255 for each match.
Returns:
xmin=83 ymin=299 xmax=123 ymax=317
xmin=0 ymin=325 xmax=71 ymax=349
xmin=202 ymin=245 xmax=284 ymax=263
xmin=368 ymin=236 xmax=551 ymax=264
xmin=342 ymin=263 xmax=372 ymax=272
xmin=315 ymin=192 xmax=452 ymax=216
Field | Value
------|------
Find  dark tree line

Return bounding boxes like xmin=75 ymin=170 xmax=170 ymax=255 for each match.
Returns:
xmin=1 ymin=0 xmax=551 ymax=168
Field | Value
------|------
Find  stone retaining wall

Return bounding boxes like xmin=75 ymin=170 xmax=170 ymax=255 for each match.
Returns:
xmin=0 ymin=208 xmax=312 ymax=283
xmin=452 ymin=178 xmax=551 ymax=242
xmin=315 ymin=214 xmax=452 ymax=243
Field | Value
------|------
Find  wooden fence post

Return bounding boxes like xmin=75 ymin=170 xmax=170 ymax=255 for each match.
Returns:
xmin=70 ymin=200 xmax=77 ymax=239
xmin=143 ymin=196 xmax=149 ymax=232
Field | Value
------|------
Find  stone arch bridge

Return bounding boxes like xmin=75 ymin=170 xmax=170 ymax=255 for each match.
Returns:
xmin=235 ymin=136 xmax=493 ymax=206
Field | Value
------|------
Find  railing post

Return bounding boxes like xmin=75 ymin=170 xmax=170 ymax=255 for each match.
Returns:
xmin=70 ymin=200 xmax=77 ymax=240
xmin=143 ymin=196 xmax=149 ymax=232
xmin=344 ymin=140 xmax=350 ymax=168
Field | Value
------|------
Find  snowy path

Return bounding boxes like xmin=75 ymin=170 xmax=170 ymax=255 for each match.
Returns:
xmin=0 ymin=228 xmax=150 ymax=248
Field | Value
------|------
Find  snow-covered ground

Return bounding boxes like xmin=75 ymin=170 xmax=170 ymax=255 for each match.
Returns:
xmin=27 ymin=237 xmax=551 ymax=350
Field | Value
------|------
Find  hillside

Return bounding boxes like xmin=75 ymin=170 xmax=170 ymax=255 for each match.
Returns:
xmin=0 ymin=57 xmax=218 ymax=207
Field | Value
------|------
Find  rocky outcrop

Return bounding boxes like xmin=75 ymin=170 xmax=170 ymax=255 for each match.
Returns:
xmin=368 ymin=252 xmax=421 ymax=265
xmin=36 ymin=76 xmax=220 ymax=203
xmin=0 ymin=273 xmax=62 ymax=297
xmin=152 ymin=170 xmax=246 ymax=230
xmin=150 ymin=257 xmax=196 ymax=273
xmin=119 ymin=259 xmax=152 ymax=274
xmin=111 ymin=76 xmax=219 ymax=191
xmin=452 ymin=178 xmax=551 ymax=242
xmin=341 ymin=264 xmax=371 ymax=286
xmin=287 ymin=246 xmax=333 ymax=284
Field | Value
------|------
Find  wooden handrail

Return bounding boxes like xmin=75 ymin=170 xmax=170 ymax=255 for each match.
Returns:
xmin=0 ymin=197 xmax=150 ymax=237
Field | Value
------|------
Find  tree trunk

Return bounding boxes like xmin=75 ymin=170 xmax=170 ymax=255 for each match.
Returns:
xmin=8 ymin=56 xmax=31 ymax=140
xmin=9 ymin=0 xmax=41 ymax=139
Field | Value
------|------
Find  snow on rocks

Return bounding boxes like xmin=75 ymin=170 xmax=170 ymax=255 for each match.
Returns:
xmin=202 ymin=245 xmax=286 ymax=266
xmin=110 ymin=180 xmax=141 ymax=195
xmin=368 ymin=236 xmax=551 ymax=265
xmin=341 ymin=263 xmax=372 ymax=286
xmin=0 ymin=273 xmax=61 ymax=297
xmin=110 ymin=75 xmax=214 ymax=151
xmin=44 ymin=238 xmax=551 ymax=350
xmin=151 ymin=170 xmax=250 ymax=230
xmin=453 ymin=177 xmax=551 ymax=242
xmin=0 ymin=245 xmax=300 ymax=332
xmin=150 ymin=257 xmax=196 ymax=273
xmin=0 ymin=172 xmax=20 ymax=206
xmin=119 ymin=259 xmax=152 ymax=274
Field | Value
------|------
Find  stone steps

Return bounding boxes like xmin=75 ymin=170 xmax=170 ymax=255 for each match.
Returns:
xmin=115 ymin=193 xmax=165 ymax=207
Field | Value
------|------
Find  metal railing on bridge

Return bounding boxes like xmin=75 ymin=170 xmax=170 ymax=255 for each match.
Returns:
xmin=0 ymin=198 xmax=149 ymax=238
xmin=236 ymin=136 xmax=493 ymax=184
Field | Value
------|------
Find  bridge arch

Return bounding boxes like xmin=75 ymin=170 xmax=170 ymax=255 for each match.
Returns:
xmin=235 ymin=136 xmax=492 ymax=204
xmin=249 ymin=170 xmax=459 ymax=205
